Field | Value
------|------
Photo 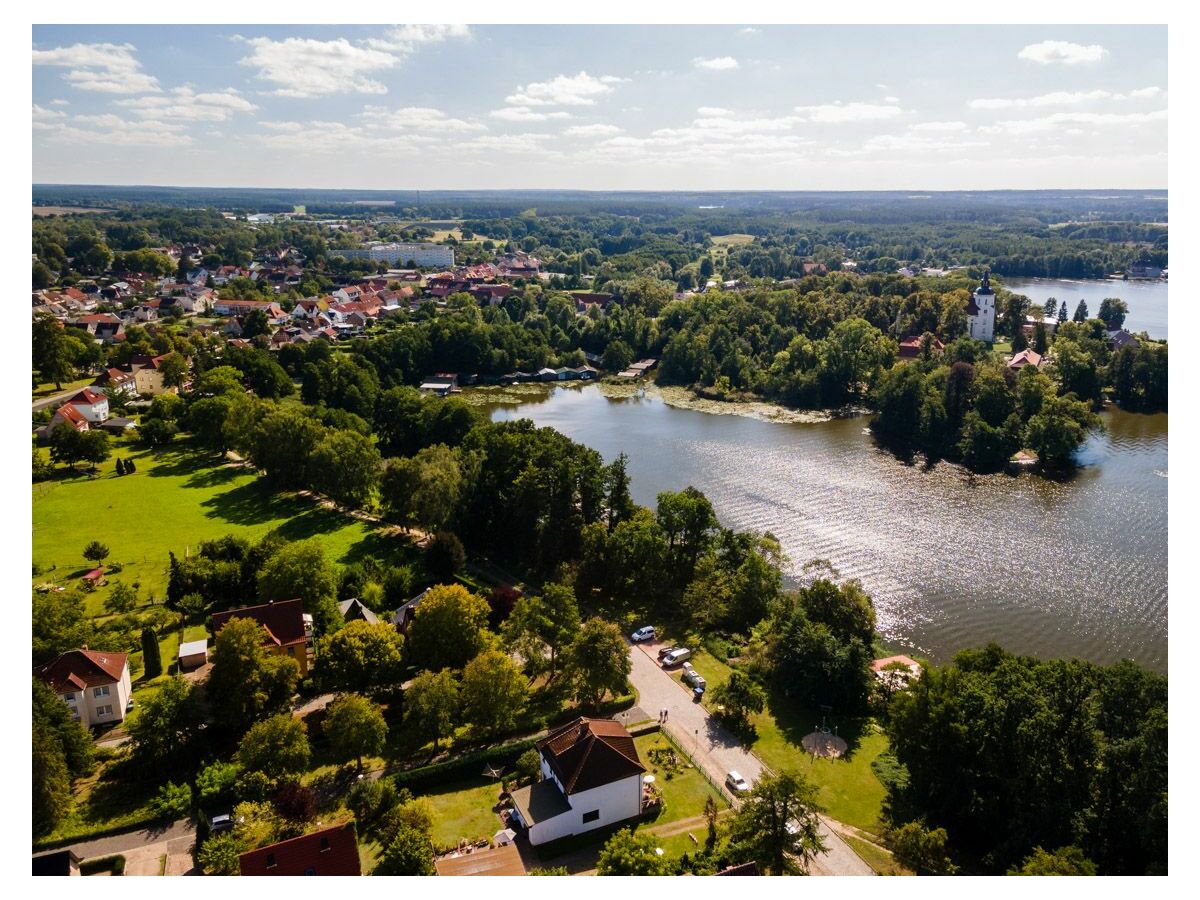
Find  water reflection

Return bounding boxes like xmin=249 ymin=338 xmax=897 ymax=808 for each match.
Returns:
xmin=488 ymin=386 xmax=1168 ymax=671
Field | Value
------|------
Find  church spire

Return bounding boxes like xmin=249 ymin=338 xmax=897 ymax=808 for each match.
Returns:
xmin=977 ymin=269 xmax=993 ymax=294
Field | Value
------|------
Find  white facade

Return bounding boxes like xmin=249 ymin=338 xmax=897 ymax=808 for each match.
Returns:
xmin=523 ymin=763 xmax=643 ymax=846
xmin=967 ymin=272 xmax=996 ymax=343
xmin=59 ymin=665 xmax=132 ymax=728
xmin=338 ymin=242 xmax=454 ymax=267
xmin=68 ymin=394 xmax=109 ymax=423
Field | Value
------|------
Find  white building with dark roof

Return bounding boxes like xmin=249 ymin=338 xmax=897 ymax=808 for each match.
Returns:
xmin=508 ymin=717 xmax=646 ymax=846
xmin=965 ymin=271 xmax=996 ymax=343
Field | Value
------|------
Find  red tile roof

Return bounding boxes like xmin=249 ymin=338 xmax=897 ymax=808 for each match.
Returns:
xmin=239 ymin=823 xmax=361 ymax=876
xmin=53 ymin=404 xmax=89 ymax=429
xmin=67 ymin=388 xmax=106 ymax=406
xmin=536 ymin=717 xmax=645 ymax=794
xmin=35 ymin=649 xmax=128 ymax=693
xmin=211 ymin=598 xmax=307 ymax=647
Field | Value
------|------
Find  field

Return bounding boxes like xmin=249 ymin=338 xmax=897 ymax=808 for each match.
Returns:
xmin=33 ymin=376 xmax=95 ymax=402
xmin=710 ymin=233 xmax=755 ymax=247
xmin=418 ymin=776 xmax=509 ymax=848
xmin=33 ymin=205 xmax=107 ymax=216
xmin=33 ymin=439 xmax=418 ymax=619
xmin=677 ymin=647 xmax=889 ymax=834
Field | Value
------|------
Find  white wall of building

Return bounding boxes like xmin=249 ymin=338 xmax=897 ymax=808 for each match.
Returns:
xmin=527 ymin=769 xmax=643 ymax=845
xmin=60 ymin=665 xmax=131 ymax=727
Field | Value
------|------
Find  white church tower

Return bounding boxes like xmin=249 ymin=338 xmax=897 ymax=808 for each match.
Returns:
xmin=966 ymin=270 xmax=996 ymax=343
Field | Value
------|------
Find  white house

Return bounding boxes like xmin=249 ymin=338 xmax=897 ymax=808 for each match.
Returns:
xmin=35 ymin=648 xmax=132 ymax=728
xmin=509 ymin=717 xmax=646 ymax=846
xmin=965 ymin=271 xmax=996 ymax=343
xmin=62 ymin=388 xmax=109 ymax=423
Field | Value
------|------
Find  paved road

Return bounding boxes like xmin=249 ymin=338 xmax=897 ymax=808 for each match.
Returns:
xmin=627 ymin=643 xmax=874 ymax=876
xmin=32 ymin=385 xmax=87 ymax=412
xmin=34 ymin=819 xmax=195 ymax=862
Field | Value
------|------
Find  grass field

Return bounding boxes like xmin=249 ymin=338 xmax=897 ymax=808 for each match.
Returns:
xmin=750 ymin=701 xmax=889 ymax=835
xmin=417 ymin=776 xmax=508 ymax=848
xmin=710 ymin=233 xmax=755 ymax=247
xmin=33 ymin=376 xmax=94 ymax=401
xmin=669 ymin=643 xmax=889 ymax=834
xmin=33 ymin=439 xmax=416 ymax=608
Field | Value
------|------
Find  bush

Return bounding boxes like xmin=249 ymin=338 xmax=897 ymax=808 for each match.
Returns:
xmin=149 ymin=781 xmax=192 ymax=818
xmin=392 ymin=739 xmax=537 ymax=790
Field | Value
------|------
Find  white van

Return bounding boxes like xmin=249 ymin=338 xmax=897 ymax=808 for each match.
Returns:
xmin=661 ymin=648 xmax=692 ymax=667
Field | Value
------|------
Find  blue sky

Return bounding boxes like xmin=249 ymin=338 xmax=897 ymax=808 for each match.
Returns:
xmin=32 ymin=24 xmax=1167 ymax=190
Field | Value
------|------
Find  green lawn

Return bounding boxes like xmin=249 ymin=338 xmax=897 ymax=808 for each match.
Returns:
xmin=416 ymin=776 xmax=508 ymax=848
xmin=749 ymin=700 xmax=889 ymax=835
xmin=634 ymin=731 xmax=727 ymax=823
xmin=33 ymin=440 xmax=418 ymax=607
xmin=33 ymin=375 xmax=94 ymax=401
xmin=710 ymin=234 xmax=755 ymax=247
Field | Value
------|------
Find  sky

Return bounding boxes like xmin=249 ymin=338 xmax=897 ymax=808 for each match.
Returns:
xmin=31 ymin=24 xmax=1168 ymax=191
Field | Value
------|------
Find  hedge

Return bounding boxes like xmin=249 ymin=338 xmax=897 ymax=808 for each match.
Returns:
xmin=392 ymin=739 xmax=539 ymax=790
xmin=80 ymin=854 xmax=126 ymax=876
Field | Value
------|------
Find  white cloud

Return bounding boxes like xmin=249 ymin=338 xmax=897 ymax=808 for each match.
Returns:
xmin=32 ymin=104 xmax=66 ymax=121
xmin=883 ymin=96 xmax=900 ymax=103
xmin=910 ymin=120 xmax=968 ymax=133
xmin=235 ymin=36 xmax=398 ymax=97
xmin=364 ymin=24 xmax=470 ymax=53
xmin=460 ymin=132 xmax=562 ymax=156
xmin=564 ymin=123 xmax=624 ymax=137
xmin=697 ymin=107 xmax=734 ymax=117
xmin=116 ymin=87 xmax=256 ymax=121
xmin=794 ymin=101 xmax=903 ymax=123
xmin=489 ymin=106 xmax=571 ymax=122
xmin=505 ymin=71 xmax=622 ymax=107
xmin=360 ymin=105 xmax=485 ymax=132
xmin=739 ymin=27 xmax=760 ymax=35
xmin=693 ymin=56 xmax=739 ymax=71
xmin=971 ymin=87 xmax=1166 ymax=109
xmin=50 ymin=98 xmax=70 ymax=106
xmin=32 ymin=42 xmax=161 ymax=94
xmin=1018 ymin=40 xmax=1108 ymax=66
xmin=1128 ymin=86 xmax=1163 ymax=98
xmin=978 ymin=109 xmax=1167 ymax=135
xmin=39 ymin=111 xmax=192 ymax=146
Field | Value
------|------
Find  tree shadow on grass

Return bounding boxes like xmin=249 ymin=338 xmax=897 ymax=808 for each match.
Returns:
xmin=764 ymin=685 xmax=870 ymax=758
xmin=198 ymin=481 xmax=315 ymax=528
xmin=80 ymin=756 xmax=161 ymax=828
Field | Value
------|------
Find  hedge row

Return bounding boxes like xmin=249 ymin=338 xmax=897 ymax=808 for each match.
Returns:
xmin=80 ymin=854 xmax=126 ymax=876
xmin=392 ymin=739 xmax=538 ymax=789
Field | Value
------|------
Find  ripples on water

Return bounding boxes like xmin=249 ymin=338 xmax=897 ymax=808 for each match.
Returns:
xmin=490 ymin=386 xmax=1168 ymax=671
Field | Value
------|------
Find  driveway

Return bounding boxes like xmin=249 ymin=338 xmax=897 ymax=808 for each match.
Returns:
xmin=627 ymin=643 xmax=873 ymax=876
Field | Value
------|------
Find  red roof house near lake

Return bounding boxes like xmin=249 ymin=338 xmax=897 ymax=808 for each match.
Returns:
xmin=239 ymin=823 xmax=361 ymax=876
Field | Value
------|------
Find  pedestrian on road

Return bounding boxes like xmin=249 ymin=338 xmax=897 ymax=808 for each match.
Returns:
xmin=664 ymin=709 xmax=669 ymax=723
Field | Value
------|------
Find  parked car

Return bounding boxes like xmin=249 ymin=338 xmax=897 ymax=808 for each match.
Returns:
xmin=631 ymin=626 xmax=656 ymax=643
xmin=209 ymin=812 xmax=234 ymax=832
xmin=661 ymin=648 xmax=692 ymax=667
xmin=726 ymin=771 xmax=750 ymax=793
xmin=657 ymin=646 xmax=678 ymax=661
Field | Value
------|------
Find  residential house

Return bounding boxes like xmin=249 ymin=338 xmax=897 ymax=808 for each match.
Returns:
xmin=130 ymin=353 xmax=184 ymax=396
xmin=239 ymin=823 xmax=361 ymax=876
xmin=212 ymin=299 xmax=283 ymax=318
xmin=39 ymin=403 xmax=90 ymax=440
xmin=1007 ymin=348 xmax=1044 ymax=372
xmin=898 ymin=335 xmax=945 ymax=360
xmin=61 ymin=388 xmax=109 ymax=423
xmin=509 ymin=717 xmax=647 ymax=846
xmin=392 ymin=588 xmax=429 ymax=634
xmin=1022 ymin=314 xmax=1060 ymax=337
xmin=35 ymin=648 xmax=132 ymax=728
xmin=571 ymin=292 xmax=614 ymax=315
xmin=338 ymin=598 xmax=380 ymax=625
xmin=93 ymin=367 xmax=137 ymax=396
xmin=1108 ymin=328 xmax=1140 ymax=350
xmin=211 ymin=598 xmax=311 ymax=676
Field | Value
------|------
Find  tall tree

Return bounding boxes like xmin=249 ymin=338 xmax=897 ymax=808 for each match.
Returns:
xmin=403 ymin=669 xmax=460 ymax=751
xmin=460 ymin=649 xmax=529 ymax=734
xmin=727 ymin=770 xmax=826 ymax=875
xmin=564 ymin=618 xmax=631 ymax=708
xmin=324 ymin=693 xmax=387 ymax=772
xmin=405 ymin=584 xmax=491 ymax=672
xmin=236 ymin=714 xmax=311 ymax=781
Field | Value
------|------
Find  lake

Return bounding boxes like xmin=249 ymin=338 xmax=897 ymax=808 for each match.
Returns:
xmin=1002 ymin=276 xmax=1168 ymax=339
xmin=489 ymin=385 xmax=1168 ymax=671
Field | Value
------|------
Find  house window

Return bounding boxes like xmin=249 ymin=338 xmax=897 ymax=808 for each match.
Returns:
xmin=96 ymin=705 xmax=113 ymax=717
xmin=266 ymin=854 xmax=276 ymax=868
xmin=62 ymin=694 xmax=75 ymax=704
xmin=93 ymin=686 xmax=110 ymax=698
xmin=582 ymin=810 xmax=600 ymax=824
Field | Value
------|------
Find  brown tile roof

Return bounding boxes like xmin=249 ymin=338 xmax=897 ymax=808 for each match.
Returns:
xmin=211 ymin=598 xmax=307 ymax=647
xmin=536 ymin=717 xmax=645 ymax=794
xmin=434 ymin=842 xmax=526 ymax=876
xmin=35 ymin=648 xmax=128 ymax=694
xmin=239 ymin=823 xmax=361 ymax=876
xmin=52 ymin=404 xmax=89 ymax=429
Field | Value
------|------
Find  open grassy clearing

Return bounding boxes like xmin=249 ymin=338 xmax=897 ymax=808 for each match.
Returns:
xmin=710 ymin=233 xmax=756 ymax=247
xmin=33 ymin=438 xmax=417 ymax=606
xmin=416 ymin=776 xmax=509 ymax=848
xmin=634 ymin=731 xmax=727 ymax=822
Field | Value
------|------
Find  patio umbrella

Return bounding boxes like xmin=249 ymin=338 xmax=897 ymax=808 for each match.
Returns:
xmin=643 ymin=774 xmax=656 ymax=784
xmin=493 ymin=828 xmax=517 ymax=846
